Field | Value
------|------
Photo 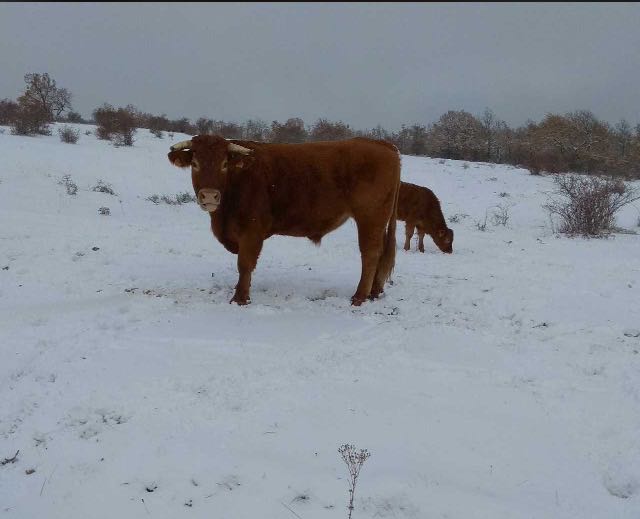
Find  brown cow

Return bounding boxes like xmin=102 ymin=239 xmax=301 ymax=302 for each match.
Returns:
xmin=168 ymin=135 xmax=400 ymax=306
xmin=398 ymin=181 xmax=454 ymax=253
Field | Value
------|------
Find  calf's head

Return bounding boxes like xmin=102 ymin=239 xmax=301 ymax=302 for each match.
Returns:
xmin=167 ymin=135 xmax=253 ymax=213
xmin=432 ymin=228 xmax=454 ymax=253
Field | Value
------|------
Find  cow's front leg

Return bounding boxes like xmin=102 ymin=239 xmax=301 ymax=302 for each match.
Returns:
xmin=351 ymin=222 xmax=383 ymax=306
xmin=230 ymin=235 xmax=263 ymax=305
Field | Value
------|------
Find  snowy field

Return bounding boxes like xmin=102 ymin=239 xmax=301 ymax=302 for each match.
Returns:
xmin=1 ymin=124 xmax=639 ymax=519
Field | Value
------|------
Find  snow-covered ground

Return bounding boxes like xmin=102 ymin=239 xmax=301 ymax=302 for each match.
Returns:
xmin=1 ymin=124 xmax=639 ymax=518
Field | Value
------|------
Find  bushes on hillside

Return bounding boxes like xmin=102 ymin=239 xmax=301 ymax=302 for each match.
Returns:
xmin=0 ymin=99 xmax=19 ymax=125
xmin=10 ymin=103 xmax=51 ymax=136
xmin=93 ymin=104 xmax=137 ymax=146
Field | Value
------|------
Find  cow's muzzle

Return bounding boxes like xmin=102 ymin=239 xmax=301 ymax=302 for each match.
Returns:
xmin=197 ymin=189 xmax=221 ymax=212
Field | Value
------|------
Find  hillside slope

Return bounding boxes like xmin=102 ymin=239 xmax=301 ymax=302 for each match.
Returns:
xmin=1 ymin=125 xmax=639 ymax=518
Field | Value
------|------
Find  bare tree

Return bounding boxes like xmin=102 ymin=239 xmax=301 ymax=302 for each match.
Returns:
xmin=169 ymin=117 xmax=197 ymax=135
xmin=428 ymin=110 xmax=483 ymax=160
xmin=65 ymin=111 xmax=84 ymax=123
xmin=243 ymin=118 xmax=269 ymax=141
xmin=196 ymin=117 xmax=215 ymax=134
xmin=360 ymin=124 xmax=391 ymax=141
xmin=480 ymin=108 xmax=504 ymax=162
xmin=0 ymin=98 xmax=19 ymax=125
xmin=309 ymin=118 xmax=353 ymax=141
xmin=614 ymin=119 xmax=632 ymax=158
xmin=269 ymin=117 xmax=307 ymax=143
xmin=390 ymin=125 xmax=412 ymax=154
xmin=18 ymin=73 xmax=72 ymax=120
xmin=213 ymin=120 xmax=243 ymax=139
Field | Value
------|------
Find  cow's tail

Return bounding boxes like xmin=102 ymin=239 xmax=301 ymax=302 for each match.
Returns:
xmin=376 ymin=162 xmax=400 ymax=286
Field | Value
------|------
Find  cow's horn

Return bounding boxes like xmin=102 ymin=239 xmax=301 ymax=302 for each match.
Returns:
xmin=170 ymin=140 xmax=192 ymax=151
xmin=228 ymin=142 xmax=253 ymax=155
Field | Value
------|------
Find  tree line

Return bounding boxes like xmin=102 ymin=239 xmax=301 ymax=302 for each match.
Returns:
xmin=1 ymin=72 xmax=639 ymax=178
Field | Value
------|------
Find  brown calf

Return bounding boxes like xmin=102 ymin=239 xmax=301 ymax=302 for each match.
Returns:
xmin=168 ymin=135 xmax=400 ymax=306
xmin=398 ymin=181 xmax=454 ymax=253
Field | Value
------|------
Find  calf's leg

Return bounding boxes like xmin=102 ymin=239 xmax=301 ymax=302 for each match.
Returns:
xmin=417 ymin=228 xmax=426 ymax=253
xmin=404 ymin=222 xmax=414 ymax=251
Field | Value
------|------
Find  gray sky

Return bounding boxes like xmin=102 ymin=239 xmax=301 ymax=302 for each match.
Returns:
xmin=1 ymin=2 xmax=639 ymax=130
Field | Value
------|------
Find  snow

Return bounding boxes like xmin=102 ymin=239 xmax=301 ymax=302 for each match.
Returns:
xmin=1 ymin=124 xmax=639 ymax=518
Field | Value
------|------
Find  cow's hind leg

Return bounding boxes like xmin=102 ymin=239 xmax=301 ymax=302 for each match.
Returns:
xmin=404 ymin=222 xmax=414 ymax=251
xmin=230 ymin=236 xmax=263 ymax=305
xmin=351 ymin=221 xmax=384 ymax=306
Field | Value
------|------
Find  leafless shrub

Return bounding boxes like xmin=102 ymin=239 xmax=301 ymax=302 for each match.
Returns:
xmin=173 ymin=192 xmax=196 ymax=204
xmin=491 ymin=203 xmax=511 ymax=226
xmin=438 ymin=159 xmax=446 ymax=165
xmin=85 ymin=130 xmax=92 ymax=136
xmin=544 ymin=174 xmax=640 ymax=237
xmin=448 ymin=213 xmax=468 ymax=223
xmin=59 ymin=174 xmax=78 ymax=196
xmin=98 ymin=206 xmax=110 ymax=215
xmin=475 ymin=211 xmax=488 ymax=231
xmin=338 ymin=444 xmax=371 ymax=519
xmin=92 ymin=179 xmax=116 ymax=195
xmin=58 ymin=126 xmax=79 ymax=143
xmin=146 ymin=192 xmax=196 ymax=205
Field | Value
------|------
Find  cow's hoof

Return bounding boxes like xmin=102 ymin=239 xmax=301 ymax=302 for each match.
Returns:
xmin=350 ymin=296 xmax=366 ymax=307
xmin=230 ymin=296 xmax=250 ymax=306
xmin=369 ymin=289 xmax=383 ymax=301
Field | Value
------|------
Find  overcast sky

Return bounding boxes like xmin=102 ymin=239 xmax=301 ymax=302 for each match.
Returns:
xmin=1 ymin=2 xmax=639 ymax=130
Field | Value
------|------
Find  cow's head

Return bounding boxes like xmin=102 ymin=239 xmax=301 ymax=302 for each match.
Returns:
xmin=167 ymin=135 xmax=253 ymax=213
xmin=432 ymin=227 xmax=454 ymax=253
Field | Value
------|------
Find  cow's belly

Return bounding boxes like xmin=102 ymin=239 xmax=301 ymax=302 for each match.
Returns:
xmin=273 ymin=213 xmax=350 ymax=241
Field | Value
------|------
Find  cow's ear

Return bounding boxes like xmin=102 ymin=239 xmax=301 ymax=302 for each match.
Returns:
xmin=168 ymin=150 xmax=193 ymax=168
